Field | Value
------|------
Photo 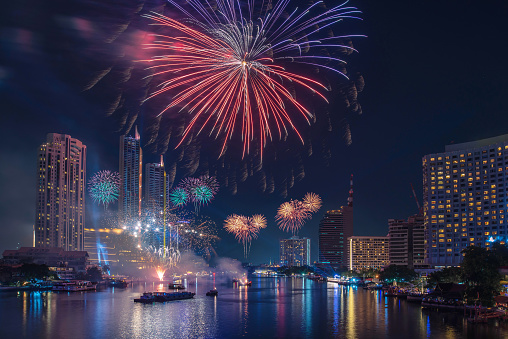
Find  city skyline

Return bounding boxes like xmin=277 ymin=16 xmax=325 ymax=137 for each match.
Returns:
xmin=2 ymin=0 xmax=508 ymax=265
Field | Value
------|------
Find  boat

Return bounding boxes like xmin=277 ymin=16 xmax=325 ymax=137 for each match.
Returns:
xmin=134 ymin=291 xmax=195 ymax=303
xmin=383 ymin=287 xmax=397 ymax=297
xmin=168 ymin=283 xmax=185 ymax=290
xmin=108 ymin=279 xmax=128 ymax=288
xmin=407 ymin=293 xmax=424 ymax=302
xmin=154 ymin=291 xmax=195 ymax=302
xmin=134 ymin=292 xmax=156 ymax=303
xmin=206 ymin=289 xmax=219 ymax=296
xmin=52 ymin=280 xmax=96 ymax=292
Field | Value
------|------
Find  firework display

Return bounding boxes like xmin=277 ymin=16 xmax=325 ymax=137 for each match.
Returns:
xmin=224 ymin=214 xmax=266 ymax=257
xmin=302 ymin=192 xmax=323 ymax=213
xmin=71 ymin=0 xmax=363 ymax=197
xmin=170 ymin=176 xmax=219 ymax=210
xmin=276 ymin=193 xmax=322 ymax=235
xmin=142 ymin=0 xmax=361 ymax=159
xmin=88 ymin=171 xmax=120 ymax=208
xmin=169 ymin=187 xmax=189 ymax=207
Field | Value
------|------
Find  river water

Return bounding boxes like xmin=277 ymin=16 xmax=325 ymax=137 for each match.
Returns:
xmin=1 ymin=277 xmax=507 ymax=338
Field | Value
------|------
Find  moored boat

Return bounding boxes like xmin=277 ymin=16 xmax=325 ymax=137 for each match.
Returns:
xmin=52 ymin=280 xmax=96 ymax=292
xmin=109 ymin=279 xmax=128 ymax=288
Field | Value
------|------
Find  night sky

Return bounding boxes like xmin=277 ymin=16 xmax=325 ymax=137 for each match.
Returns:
xmin=1 ymin=0 xmax=508 ymax=265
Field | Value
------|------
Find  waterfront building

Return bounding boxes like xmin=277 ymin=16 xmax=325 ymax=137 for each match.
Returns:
xmin=84 ymin=227 xmax=122 ymax=266
xmin=318 ymin=175 xmax=354 ymax=269
xmin=348 ymin=236 xmax=389 ymax=271
xmin=35 ymin=133 xmax=86 ymax=251
xmin=145 ymin=156 xmax=170 ymax=210
xmin=119 ymin=127 xmax=142 ymax=223
xmin=2 ymin=247 xmax=89 ymax=278
xmin=388 ymin=214 xmax=425 ymax=269
xmin=423 ymin=134 xmax=508 ymax=266
xmin=280 ymin=236 xmax=311 ymax=266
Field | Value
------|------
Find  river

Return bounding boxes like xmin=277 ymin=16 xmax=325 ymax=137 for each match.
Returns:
xmin=1 ymin=277 xmax=507 ymax=338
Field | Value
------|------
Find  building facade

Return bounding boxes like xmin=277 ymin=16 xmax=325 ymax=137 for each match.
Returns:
xmin=119 ymin=127 xmax=142 ymax=223
xmin=84 ymin=227 xmax=122 ymax=266
xmin=318 ymin=175 xmax=354 ymax=269
xmin=280 ymin=236 xmax=311 ymax=266
xmin=35 ymin=133 xmax=86 ymax=251
xmin=423 ymin=134 xmax=508 ymax=266
xmin=348 ymin=236 xmax=389 ymax=271
xmin=2 ymin=247 xmax=89 ymax=278
xmin=388 ymin=214 xmax=425 ymax=268
xmin=145 ymin=156 xmax=170 ymax=210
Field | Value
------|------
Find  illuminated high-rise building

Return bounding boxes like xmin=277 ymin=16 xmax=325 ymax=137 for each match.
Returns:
xmin=423 ymin=134 xmax=508 ymax=266
xmin=318 ymin=175 xmax=354 ymax=269
xmin=145 ymin=156 xmax=170 ymax=210
xmin=348 ymin=236 xmax=389 ymax=271
xmin=280 ymin=236 xmax=311 ymax=266
xmin=35 ymin=133 xmax=86 ymax=251
xmin=119 ymin=127 xmax=142 ymax=222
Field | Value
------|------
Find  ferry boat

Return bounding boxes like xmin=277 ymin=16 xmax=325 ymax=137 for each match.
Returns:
xmin=134 ymin=291 xmax=195 ymax=303
xmin=134 ymin=292 xmax=156 ymax=303
xmin=52 ymin=280 xmax=96 ymax=292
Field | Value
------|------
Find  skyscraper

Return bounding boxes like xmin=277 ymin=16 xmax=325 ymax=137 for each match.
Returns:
xmin=423 ymin=134 xmax=508 ymax=266
xmin=119 ymin=127 xmax=142 ymax=223
xmin=145 ymin=156 xmax=170 ymax=210
xmin=388 ymin=214 xmax=425 ymax=269
xmin=318 ymin=175 xmax=354 ymax=269
xmin=280 ymin=236 xmax=311 ymax=266
xmin=35 ymin=133 xmax=86 ymax=251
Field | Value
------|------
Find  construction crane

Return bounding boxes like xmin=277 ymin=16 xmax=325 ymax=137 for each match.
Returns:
xmin=410 ymin=183 xmax=423 ymax=215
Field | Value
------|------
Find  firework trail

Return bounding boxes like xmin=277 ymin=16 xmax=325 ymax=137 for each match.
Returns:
xmin=276 ymin=193 xmax=322 ymax=235
xmin=224 ymin=214 xmax=264 ymax=257
xmin=142 ymin=0 xmax=362 ymax=159
xmin=59 ymin=0 xmax=363 ymax=197
xmin=88 ymin=170 xmax=120 ymax=208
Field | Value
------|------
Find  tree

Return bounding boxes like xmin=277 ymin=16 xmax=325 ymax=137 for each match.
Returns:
xmin=492 ymin=242 xmax=508 ymax=266
xmin=78 ymin=267 xmax=103 ymax=282
xmin=379 ymin=265 xmax=418 ymax=284
xmin=461 ymin=246 xmax=501 ymax=307
xmin=19 ymin=264 xmax=50 ymax=283
xmin=427 ymin=267 xmax=463 ymax=287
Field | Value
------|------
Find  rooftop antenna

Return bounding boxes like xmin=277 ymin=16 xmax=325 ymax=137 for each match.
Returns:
xmin=347 ymin=174 xmax=353 ymax=207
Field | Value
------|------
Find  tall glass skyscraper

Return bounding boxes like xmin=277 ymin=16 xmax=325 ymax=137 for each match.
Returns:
xmin=145 ymin=156 xmax=170 ymax=210
xmin=119 ymin=127 xmax=142 ymax=223
xmin=423 ymin=134 xmax=508 ymax=266
xmin=35 ymin=133 xmax=86 ymax=251
xmin=318 ymin=175 xmax=354 ymax=269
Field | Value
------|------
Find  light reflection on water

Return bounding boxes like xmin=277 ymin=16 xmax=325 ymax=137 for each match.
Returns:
xmin=1 ymin=277 xmax=508 ymax=338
